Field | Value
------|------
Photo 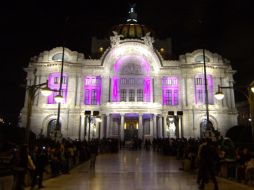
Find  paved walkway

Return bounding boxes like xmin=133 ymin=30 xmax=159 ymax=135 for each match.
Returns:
xmin=36 ymin=150 xmax=253 ymax=190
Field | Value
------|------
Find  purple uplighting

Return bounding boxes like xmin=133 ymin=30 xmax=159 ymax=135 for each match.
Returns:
xmin=112 ymin=76 xmax=119 ymax=102
xmin=84 ymin=76 xmax=102 ymax=105
xmin=47 ymin=73 xmax=68 ymax=104
xmin=144 ymin=77 xmax=151 ymax=102
xmin=114 ymin=55 xmax=150 ymax=74
xmin=194 ymin=74 xmax=214 ymax=104
xmin=162 ymin=76 xmax=179 ymax=106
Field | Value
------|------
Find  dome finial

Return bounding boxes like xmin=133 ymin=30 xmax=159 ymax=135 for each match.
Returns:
xmin=127 ymin=4 xmax=137 ymax=23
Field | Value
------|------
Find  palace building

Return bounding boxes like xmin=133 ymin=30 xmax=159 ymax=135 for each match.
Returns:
xmin=20 ymin=7 xmax=237 ymax=141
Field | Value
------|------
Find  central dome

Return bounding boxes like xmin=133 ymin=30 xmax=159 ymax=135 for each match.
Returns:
xmin=111 ymin=23 xmax=153 ymax=39
xmin=111 ymin=5 xmax=154 ymax=39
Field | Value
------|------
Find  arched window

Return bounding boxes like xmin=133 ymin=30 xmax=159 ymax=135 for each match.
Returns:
xmin=195 ymin=55 xmax=210 ymax=63
xmin=47 ymin=119 xmax=60 ymax=138
xmin=194 ymin=74 xmax=214 ymax=105
xmin=47 ymin=73 xmax=68 ymax=104
xmin=200 ymin=119 xmax=213 ymax=138
xmin=52 ymin=53 xmax=69 ymax=61
xmin=162 ymin=76 xmax=179 ymax=106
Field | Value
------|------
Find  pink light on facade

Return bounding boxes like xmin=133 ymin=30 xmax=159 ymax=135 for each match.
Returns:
xmin=113 ymin=55 xmax=150 ymax=75
xmin=162 ymin=76 xmax=179 ymax=106
xmin=48 ymin=73 xmax=68 ymax=104
xmin=112 ymin=76 xmax=119 ymax=102
xmin=194 ymin=74 xmax=214 ymax=104
xmin=144 ymin=77 xmax=151 ymax=102
xmin=84 ymin=76 xmax=102 ymax=105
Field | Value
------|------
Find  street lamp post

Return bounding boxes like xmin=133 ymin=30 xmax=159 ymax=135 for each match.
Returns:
xmin=25 ymin=80 xmax=53 ymax=144
xmin=53 ymin=46 xmax=65 ymax=141
xmin=202 ymin=49 xmax=210 ymax=132
xmin=215 ymin=81 xmax=254 ymax=142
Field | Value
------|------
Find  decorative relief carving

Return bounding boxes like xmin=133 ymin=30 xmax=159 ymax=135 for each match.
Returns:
xmin=110 ymin=31 xmax=123 ymax=47
xmin=141 ymin=32 xmax=154 ymax=47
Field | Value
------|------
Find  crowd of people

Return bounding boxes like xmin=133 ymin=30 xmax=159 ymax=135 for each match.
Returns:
xmin=1 ymin=136 xmax=254 ymax=190
xmin=120 ymin=137 xmax=254 ymax=188
xmin=1 ymin=137 xmax=103 ymax=190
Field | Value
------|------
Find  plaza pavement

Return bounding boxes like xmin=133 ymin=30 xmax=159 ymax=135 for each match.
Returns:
xmin=28 ymin=149 xmax=254 ymax=190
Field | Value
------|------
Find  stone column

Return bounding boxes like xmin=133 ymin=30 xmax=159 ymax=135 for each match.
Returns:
xmin=229 ymin=80 xmax=235 ymax=108
xmin=158 ymin=116 xmax=163 ymax=138
xmin=120 ymin=114 xmax=125 ymax=141
xmin=84 ymin=116 xmax=88 ymax=141
xmin=38 ymin=75 xmax=48 ymax=106
xmin=178 ymin=115 xmax=182 ymax=138
xmin=79 ymin=115 xmax=84 ymax=140
xmin=101 ymin=76 xmax=110 ymax=104
xmin=75 ymin=75 xmax=82 ymax=106
xmin=154 ymin=76 xmax=162 ymax=103
xmin=184 ymin=76 xmax=188 ymax=107
xmin=106 ymin=114 xmax=111 ymax=138
xmin=149 ymin=115 xmax=153 ymax=138
xmin=100 ymin=114 xmax=104 ymax=139
xmin=138 ymin=114 xmax=143 ymax=139
xmin=186 ymin=76 xmax=195 ymax=106
xmin=163 ymin=114 xmax=168 ymax=138
xmin=153 ymin=114 xmax=157 ymax=138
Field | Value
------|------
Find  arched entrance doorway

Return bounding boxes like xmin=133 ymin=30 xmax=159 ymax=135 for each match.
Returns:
xmin=47 ymin=119 xmax=61 ymax=139
xmin=200 ymin=119 xmax=214 ymax=138
xmin=124 ymin=118 xmax=138 ymax=141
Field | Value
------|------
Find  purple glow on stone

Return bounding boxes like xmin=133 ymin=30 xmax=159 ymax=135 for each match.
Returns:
xmin=125 ymin=113 xmax=139 ymax=117
xmin=194 ymin=74 xmax=214 ymax=104
xmin=162 ymin=76 xmax=179 ymax=106
xmin=48 ymin=73 xmax=68 ymax=104
xmin=144 ymin=77 xmax=151 ymax=102
xmin=84 ymin=76 xmax=102 ymax=105
xmin=114 ymin=55 xmax=150 ymax=75
xmin=143 ymin=114 xmax=152 ymax=119
xmin=112 ymin=76 xmax=119 ymax=102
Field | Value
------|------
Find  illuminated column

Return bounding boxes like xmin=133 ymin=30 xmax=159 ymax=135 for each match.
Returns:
xmin=215 ymin=77 xmax=222 ymax=107
xmin=106 ymin=114 xmax=111 ymax=138
xmin=75 ymin=76 xmax=82 ymax=106
xmin=186 ymin=76 xmax=194 ymax=106
xmin=158 ymin=116 xmax=163 ymax=138
xmin=101 ymin=76 xmax=109 ymax=104
xmin=79 ymin=114 xmax=84 ymax=140
xmin=163 ymin=114 xmax=168 ymax=138
xmin=150 ymin=114 xmax=153 ymax=138
xmin=151 ymin=78 xmax=154 ymax=102
xmin=153 ymin=114 xmax=157 ymax=138
xmin=38 ymin=75 xmax=48 ymax=106
xmin=138 ymin=114 xmax=143 ymax=139
xmin=182 ymin=77 xmax=188 ymax=107
xmin=178 ymin=115 xmax=182 ymax=138
xmin=229 ymin=80 xmax=236 ymax=108
xmin=100 ymin=114 xmax=104 ymax=139
xmin=120 ymin=114 xmax=124 ymax=141
xmin=154 ymin=76 xmax=162 ymax=103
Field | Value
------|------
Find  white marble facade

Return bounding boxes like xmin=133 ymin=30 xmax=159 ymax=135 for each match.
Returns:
xmin=20 ymin=36 xmax=238 ymax=141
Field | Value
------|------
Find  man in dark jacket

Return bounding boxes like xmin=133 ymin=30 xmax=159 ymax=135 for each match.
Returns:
xmin=197 ymin=139 xmax=219 ymax=190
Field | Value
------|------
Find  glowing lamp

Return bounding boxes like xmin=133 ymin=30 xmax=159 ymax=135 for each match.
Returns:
xmin=215 ymin=91 xmax=225 ymax=100
xmin=251 ymin=86 xmax=254 ymax=93
xmin=54 ymin=94 xmax=64 ymax=103
xmin=41 ymin=86 xmax=53 ymax=96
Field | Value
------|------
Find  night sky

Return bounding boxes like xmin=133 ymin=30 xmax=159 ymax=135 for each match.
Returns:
xmin=1 ymin=0 xmax=254 ymax=124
